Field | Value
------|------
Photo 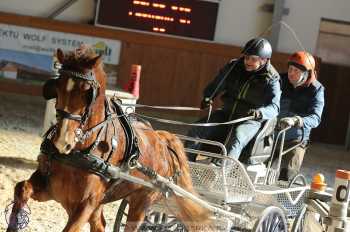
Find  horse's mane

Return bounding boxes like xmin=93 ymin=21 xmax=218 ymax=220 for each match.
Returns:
xmin=59 ymin=44 xmax=101 ymax=70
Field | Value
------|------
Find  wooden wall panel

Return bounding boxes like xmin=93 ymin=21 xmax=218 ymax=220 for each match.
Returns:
xmin=172 ymin=50 xmax=202 ymax=106
xmin=119 ymin=42 xmax=291 ymax=108
xmin=118 ymin=42 xmax=234 ymax=107
xmin=312 ymin=63 xmax=350 ymax=144
xmin=145 ymin=46 xmax=178 ymax=105
xmin=0 ymin=79 xmax=42 ymax=96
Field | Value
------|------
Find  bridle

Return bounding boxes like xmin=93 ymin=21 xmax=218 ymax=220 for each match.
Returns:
xmin=53 ymin=68 xmax=101 ymax=143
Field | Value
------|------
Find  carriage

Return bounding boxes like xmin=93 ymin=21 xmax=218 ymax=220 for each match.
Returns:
xmin=111 ymin=113 xmax=310 ymax=232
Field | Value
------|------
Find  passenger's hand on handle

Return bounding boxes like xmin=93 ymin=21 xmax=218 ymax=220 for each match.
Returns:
xmin=247 ymin=109 xmax=262 ymax=120
xmin=200 ymin=97 xmax=213 ymax=110
xmin=279 ymin=116 xmax=303 ymax=129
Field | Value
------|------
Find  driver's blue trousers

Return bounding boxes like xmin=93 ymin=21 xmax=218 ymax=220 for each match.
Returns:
xmin=185 ymin=110 xmax=261 ymax=161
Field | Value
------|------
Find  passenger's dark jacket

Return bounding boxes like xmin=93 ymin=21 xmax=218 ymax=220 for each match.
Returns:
xmin=203 ymin=58 xmax=281 ymax=120
xmin=279 ymin=73 xmax=325 ymax=142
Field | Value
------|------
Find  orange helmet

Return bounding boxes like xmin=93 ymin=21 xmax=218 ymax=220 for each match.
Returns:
xmin=288 ymin=51 xmax=315 ymax=71
xmin=288 ymin=51 xmax=317 ymax=86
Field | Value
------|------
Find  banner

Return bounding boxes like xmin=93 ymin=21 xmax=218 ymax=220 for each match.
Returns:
xmin=0 ymin=23 xmax=120 ymax=84
xmin=0 ymin=23 xmax=121 ymax=64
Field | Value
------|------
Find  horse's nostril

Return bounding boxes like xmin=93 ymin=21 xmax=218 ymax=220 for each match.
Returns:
xmin=65 ymin=144 xmax=72 ymax=152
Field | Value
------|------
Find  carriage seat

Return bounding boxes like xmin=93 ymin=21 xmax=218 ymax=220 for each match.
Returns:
xmin=239 ymin=118 xmax=277 ymax=165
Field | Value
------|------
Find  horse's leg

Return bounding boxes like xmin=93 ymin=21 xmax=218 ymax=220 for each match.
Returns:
xmin=124 ymin=191 xmax=161 ymax=232
xmin=62 ymin=203 xmax=96 ymax=232
xmin=89 ymin=205 xmax=106 ymax=232
xmin=6 ymin=170 xmax=51 ymax=232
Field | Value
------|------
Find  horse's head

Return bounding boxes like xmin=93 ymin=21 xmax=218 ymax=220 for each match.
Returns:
xmin=43 ymin=46 xmax=106 ymax=154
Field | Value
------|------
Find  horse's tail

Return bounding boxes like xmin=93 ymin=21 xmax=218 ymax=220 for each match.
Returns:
xmin=156 ymin=131 xmax=212 ymax=231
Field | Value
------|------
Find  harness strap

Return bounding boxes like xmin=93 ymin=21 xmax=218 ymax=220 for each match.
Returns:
xmin=88 ymin=122 xmax=108 ymax=154
xmin=40 ymin=97 xmax=141 ymax=180
xmin=59 ymin=69 xmax=96 ymax=82
xmin=110 ymin=98 xmax=140 ymax=163
xmin=40 ymin=138 xmax=113 ymax=181
xmin=106 ymin=99 xmax=118 ymax=163
xmin=56 ymin=109 xmax=82 ymax=121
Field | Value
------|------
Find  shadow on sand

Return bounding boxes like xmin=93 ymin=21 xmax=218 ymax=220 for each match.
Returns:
xmin=0 ymin=156 xmax=37 ymax=170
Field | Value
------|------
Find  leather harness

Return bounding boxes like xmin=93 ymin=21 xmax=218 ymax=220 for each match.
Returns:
xmin=41 ymin=63 xmax=183 ymax=186
xmin=41 ymin=97 xmax=139 ymax=181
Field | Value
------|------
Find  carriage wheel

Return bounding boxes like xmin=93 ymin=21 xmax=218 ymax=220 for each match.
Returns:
xmin=291 ymin=205 xmax=326 ymax=232
xmin=140 ymin=211 xmax=187 ymax=232
xmin=290 ymin=205 xmax=307 ymax=232
xmin=113 ymin=199 xmax=129 ymax=232
xmin=113 ymin=199 xmax=187 ymax=232
xmin=266 ymin=168 xmax=278 ymax=185
xmin=288 ymin=173 xmax=307 ymax=187
xmin=252 ymin=206 xmax=287 ymax=232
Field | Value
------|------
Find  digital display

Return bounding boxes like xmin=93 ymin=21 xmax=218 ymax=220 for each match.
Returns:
xmin=95 ymin=0 xmax=219 ymax=40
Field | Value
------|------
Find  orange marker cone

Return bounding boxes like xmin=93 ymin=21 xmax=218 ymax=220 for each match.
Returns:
xmin=123 ymin=64 xmax=141 ymax=99
xmin=311 ymin=173 xmax=327 ymax=192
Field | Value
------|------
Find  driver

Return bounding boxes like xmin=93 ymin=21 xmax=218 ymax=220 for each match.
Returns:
xmin=186 ymin=37 xmax=281 ymax=163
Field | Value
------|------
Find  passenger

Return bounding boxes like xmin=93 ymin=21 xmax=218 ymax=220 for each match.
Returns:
xmin=278 ymin=51 xmax=325 ymax=180
xmin=186 ymin=37 xmax=281 ymax=163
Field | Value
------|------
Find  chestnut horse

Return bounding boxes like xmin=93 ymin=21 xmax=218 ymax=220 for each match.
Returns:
xmin=6 ymin=46 xmax=210 ymax=232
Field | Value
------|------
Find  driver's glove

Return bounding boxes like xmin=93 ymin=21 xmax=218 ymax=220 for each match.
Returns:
xmin=247 ymin=109 xmax=262 ymax=120
xmin=279 ymin=116 xmax=303 ymax=129
xmin=200 ymin=97 xmax=213 ymax=110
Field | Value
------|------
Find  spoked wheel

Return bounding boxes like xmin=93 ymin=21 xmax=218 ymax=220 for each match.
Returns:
xmin=140 ymin=211 xmax=187 ymax=232
xmin=291 ymin=205 xmax=326 ymax=232
xmin=114 ymin=199 xmax=129 ymax=232
xmin=288 ymin=173 xmax=307 ymax=187
xmin=113 ymin=199 xmax=187 ymax=232
xmin=266 ymin=168 xmax=278 ymax=185
xmin=252 ymin=206 xmax=287 ymax=232
xmin=291 ymin=205 xmax=307 ymax=232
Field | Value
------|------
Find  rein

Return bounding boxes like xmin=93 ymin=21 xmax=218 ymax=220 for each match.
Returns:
xmin=131 ymin=113 xmax=254 ymax=127
xmin=74 ymin=104 xmax=128 ymax=143
xmin=120 ymin=103 xmax=202 ymax=111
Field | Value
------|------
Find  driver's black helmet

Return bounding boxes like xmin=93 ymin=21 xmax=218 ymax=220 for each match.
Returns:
xmin=242 ymin=37 xmax=272 ymax=59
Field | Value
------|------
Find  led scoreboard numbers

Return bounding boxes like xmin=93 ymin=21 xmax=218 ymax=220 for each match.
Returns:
xmin=95 ymin=0 xmax=219 ymax=40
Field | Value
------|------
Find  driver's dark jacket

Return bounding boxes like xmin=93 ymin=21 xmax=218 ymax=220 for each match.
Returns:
xmin=279 ymin=73 xmax=325 ymax=142
xmin=203 ymin=58 xmax=281 ymax=120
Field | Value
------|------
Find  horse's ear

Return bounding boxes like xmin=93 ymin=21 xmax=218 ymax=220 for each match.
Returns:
xmin=56 ymin=49 xmax=65 ymax=64
xmin=88 ymin=55 xmax=102 ymax=68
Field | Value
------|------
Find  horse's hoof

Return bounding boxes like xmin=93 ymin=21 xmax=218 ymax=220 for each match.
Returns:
xmin=6 ymin=228 xmax=18 ymax=232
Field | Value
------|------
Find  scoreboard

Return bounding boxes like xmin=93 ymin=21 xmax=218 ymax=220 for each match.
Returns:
xmin=95 ymin=0 xmax=219 ymax=40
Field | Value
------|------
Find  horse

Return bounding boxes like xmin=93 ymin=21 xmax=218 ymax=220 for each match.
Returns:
xmin=6 ymin=46 xmax=211 ymax=232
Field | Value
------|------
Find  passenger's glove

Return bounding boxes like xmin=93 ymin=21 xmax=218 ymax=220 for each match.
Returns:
xmin=247 ymin=109 xmax=262 ymax=119
xmin=200 ymin=97 xmax=213 ymax=109
xmin=279 ymin=116 xmax=303 ymax=128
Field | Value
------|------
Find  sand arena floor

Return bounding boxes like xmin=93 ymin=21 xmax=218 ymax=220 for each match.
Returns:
xmin=0 ymin=93 xmax=120 ymax=232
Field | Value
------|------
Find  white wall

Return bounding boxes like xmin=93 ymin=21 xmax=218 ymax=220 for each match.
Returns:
xmin=278 ymin=0 xmax=350 ymax=54
xmin=214 ymin=0 xmax=273 ymax=46
xmin=1 ymin=0 xmax=350 ymax=53
xmin=0 ymin=0 xmax=95 ymax=23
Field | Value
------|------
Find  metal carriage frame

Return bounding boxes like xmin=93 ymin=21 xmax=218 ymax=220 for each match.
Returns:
xmin=110 ymin=119 xmax=310 ymax=232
